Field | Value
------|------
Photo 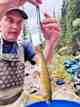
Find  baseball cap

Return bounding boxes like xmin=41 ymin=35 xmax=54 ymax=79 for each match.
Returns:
xmin=5 ymin=8 xmax=28 ymax=19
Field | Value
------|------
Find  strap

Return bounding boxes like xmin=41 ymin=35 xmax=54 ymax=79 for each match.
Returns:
xmin=0 ymin=89 xmax=23 ymax=105
xmin=0 ymin=38 xmax=24 ymax=61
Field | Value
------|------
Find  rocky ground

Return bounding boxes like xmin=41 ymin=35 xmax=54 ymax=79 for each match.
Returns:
xmin=24 ymin=62 xmax=80 ymax=104
xmin=4 ymin=62 xmax=80 ymax=107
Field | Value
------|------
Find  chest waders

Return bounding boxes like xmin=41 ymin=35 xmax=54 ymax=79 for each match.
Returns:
xmin=0 ymin=39 xmax=25 ymax=105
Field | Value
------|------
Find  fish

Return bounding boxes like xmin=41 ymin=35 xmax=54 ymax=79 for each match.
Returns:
xmin=38 ymin=45 xmax=52 ymax=101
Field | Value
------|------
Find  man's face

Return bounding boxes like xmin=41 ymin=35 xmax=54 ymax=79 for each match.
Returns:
xmin=0 ymin=11 xmax=23 ymax=42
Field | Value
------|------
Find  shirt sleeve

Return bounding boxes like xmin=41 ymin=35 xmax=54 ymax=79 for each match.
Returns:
xmin=23 ymin=40 xmax=36 ymax=65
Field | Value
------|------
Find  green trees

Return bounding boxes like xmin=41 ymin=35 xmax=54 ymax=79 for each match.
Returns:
xmin=60 ymin=0 xmax=80 ymax=47
xmin=60 ymin=0 xmax=68 ymax=46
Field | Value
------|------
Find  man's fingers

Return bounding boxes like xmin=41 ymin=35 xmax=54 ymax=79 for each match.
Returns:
xmin=28 ymin=0 xmax=42 ymax=6
xmin=41 ymin=18 xmax=57 ymax=24
xmin=42 ymin=23 xmax=60 ymax=31
xmin=37 ymin=0 xmax=42 ymax=4
xmin=44 ymin=12 xmax=51 ymax=18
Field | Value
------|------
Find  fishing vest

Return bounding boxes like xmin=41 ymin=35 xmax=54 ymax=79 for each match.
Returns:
xmin=0 ymin=40 xmax=25 ymax=90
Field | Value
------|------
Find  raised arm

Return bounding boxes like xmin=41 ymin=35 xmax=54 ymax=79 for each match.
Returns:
xmin=41 ymin=13 xmax=60 ymax=64
xmin=0 ymin=0 xmax=42 ymax=18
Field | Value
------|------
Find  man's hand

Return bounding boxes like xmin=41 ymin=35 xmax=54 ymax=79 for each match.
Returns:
xmin=0 ymin=0 xmax=42 ymax=5
xmin=5 ymin=0 xmax=42 ymax=6
xmin=0 ymin=0 xmax=42 ymax=19
xmin=26 ymin=0 xmax=42 ymax=6
xmin=41 ymin=12 xmax=60 ymax=42
xmin=41 ymin=13 xmax=60 ymax=63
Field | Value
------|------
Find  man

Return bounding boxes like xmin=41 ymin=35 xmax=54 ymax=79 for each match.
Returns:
xmin=0 ymin=7 xmax=60 ymax=106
